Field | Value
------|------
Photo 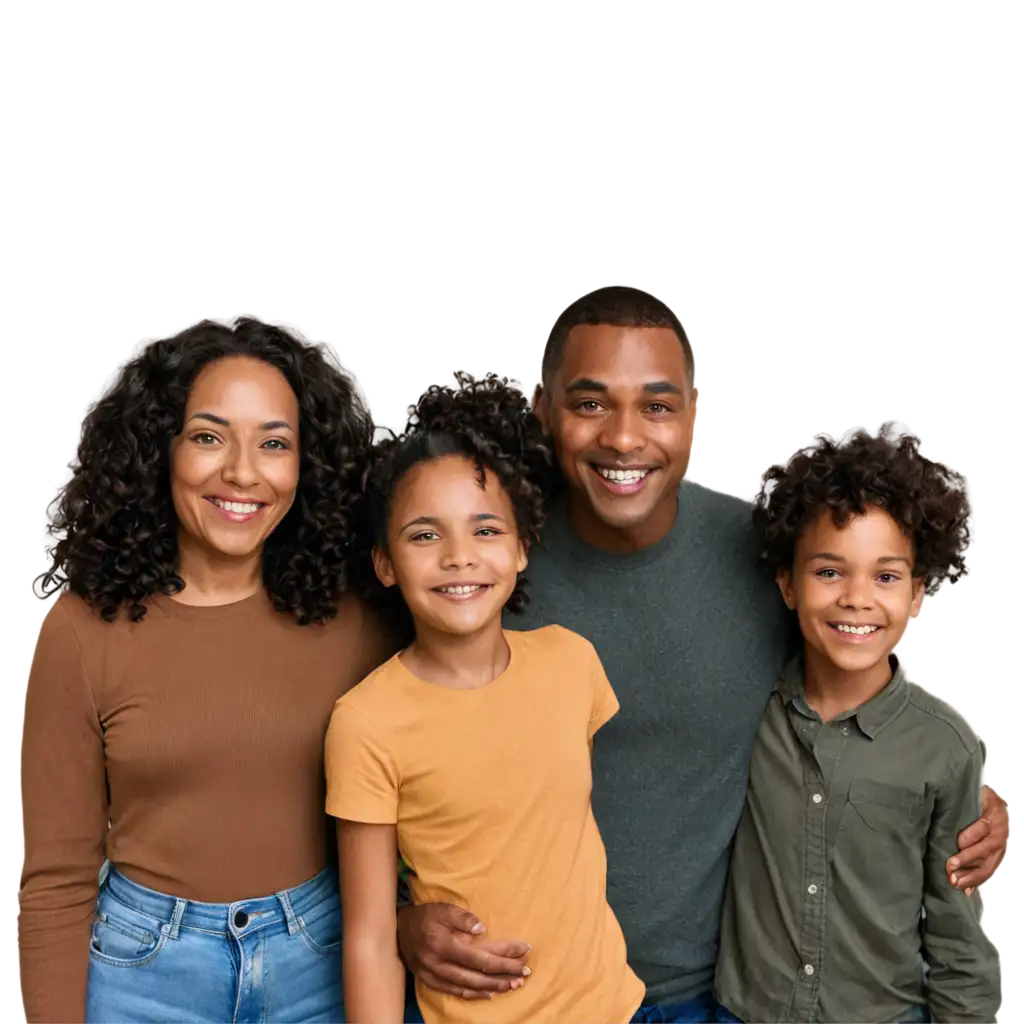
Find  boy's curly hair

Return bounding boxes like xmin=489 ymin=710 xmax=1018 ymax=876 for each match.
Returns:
xmin=753 ymin=424 xmax=970 ymax=595
xmin=359 ymin=372 xmax=554 ymax=633
xmin=36 ymin=317 xmax=375 ymax=623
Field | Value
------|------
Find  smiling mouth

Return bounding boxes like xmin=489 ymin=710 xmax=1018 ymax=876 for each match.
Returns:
xmin=205 ymin=496 xmax=268 ymax=521
xmin=433 ymin=584 xmax=493 ymax=601
xmin=590 ymin=465 xmax=655 ymax=493
xmin=829 ymin=622 xmax=883 ymax=637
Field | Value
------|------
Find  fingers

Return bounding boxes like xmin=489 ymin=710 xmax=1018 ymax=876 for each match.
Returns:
xmin=452 ymin=939 xmax=530 ymax=977
xmin=428 ymin=960 xmax=526 ymax=994
xmin=477 ymin=939 xmax=532 ymax=960
xmin=955 ymin=817 xmax=991 ymax=852
xmin=439 ymin=904 xmax=487 ymax=936
xmin=949 ymin=834 xmax=1001 ymax=876
xmin=418 ymin=969 xmax=496 ymax=1000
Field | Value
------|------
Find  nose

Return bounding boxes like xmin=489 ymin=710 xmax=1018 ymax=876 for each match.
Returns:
xmin=838 ymin=573 xmax=875 ymax=610
xmin=598 ymin=407 xmax=646 ymax=455
xmin=222 ymin=442 xmax=261 ymax=491
xmin=440 ymin=533 xmax=478 ymax=571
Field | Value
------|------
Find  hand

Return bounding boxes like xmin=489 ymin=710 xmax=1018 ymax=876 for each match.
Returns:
xmin=397 ymin=903 xmax=531 ymax=1001
xmin=947 ymin=785 xmax=1009 ymax=896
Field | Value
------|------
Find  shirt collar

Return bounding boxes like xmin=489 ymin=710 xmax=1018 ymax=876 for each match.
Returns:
xmin=775 ymin=653 xmax=909 ymax=739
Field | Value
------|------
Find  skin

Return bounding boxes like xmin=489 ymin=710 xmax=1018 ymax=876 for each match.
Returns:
xmin=400 ymin=318 xmax=1008 ymax=997
xmin=169 ymin=355 xmax=299 ymax=605
xmin=344 ymin=456 xmax=531 ymax=1016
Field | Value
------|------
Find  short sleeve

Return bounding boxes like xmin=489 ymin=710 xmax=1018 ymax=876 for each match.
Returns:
xmin=587 ymin=645 xmax=619 ymax=739
xmin=324 ymin=702 xmax=400 ymax=824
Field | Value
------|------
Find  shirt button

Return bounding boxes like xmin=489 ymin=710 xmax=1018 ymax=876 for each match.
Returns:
xmin=811 ymin=793 xmax=824 ymax=804
xmin=804 ymin=964 xmax=815 ymax=976
xmin=841 ymin=725 xmax=850 ymax=736
xmin=808 ymin=884 xmax=818 ymax=894
xmin=234 ymin=910 xmax=249 ymax=928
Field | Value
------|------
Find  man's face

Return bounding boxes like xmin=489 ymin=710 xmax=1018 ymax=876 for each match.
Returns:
xmin=535 ymin=324 xmax=697 ymax=548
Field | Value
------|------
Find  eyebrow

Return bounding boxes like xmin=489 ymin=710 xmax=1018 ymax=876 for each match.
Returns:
xmin=564 ymin=378 xmax=683 ymax=395
xmin=187 ymin=412 xmax=294 ymax=431
xmin=807 ymin=552 xmax=913 ymax=567
xmin=399 ymin=512 xmax=507 ymax=533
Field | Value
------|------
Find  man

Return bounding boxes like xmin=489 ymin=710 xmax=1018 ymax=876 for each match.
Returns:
xmin=397 ymin=286 xmax=1009 ymax=1022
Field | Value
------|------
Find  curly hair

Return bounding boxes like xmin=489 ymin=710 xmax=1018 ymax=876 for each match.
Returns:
xmin=753 ymin=424 xmax=970 ymax=595
xmin=359 ymin=372 xmax=554 ymax=633
xmin=36 ymin=317 xmax=375 ymax=623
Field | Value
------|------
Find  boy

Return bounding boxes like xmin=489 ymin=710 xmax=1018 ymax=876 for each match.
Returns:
xmin=715 ymin=426 xmax=1000 ymax=1023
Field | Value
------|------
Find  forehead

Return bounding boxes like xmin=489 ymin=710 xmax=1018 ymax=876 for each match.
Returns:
xmin=186 ymin=356 xmax=296 ymax=413
xmin=798 ymin=505 xmax=912 ymax=555
xmin=393 ymin=455 xmax=513 ymax=514
xmin=558 ymin=324 xmax=688 ymax=388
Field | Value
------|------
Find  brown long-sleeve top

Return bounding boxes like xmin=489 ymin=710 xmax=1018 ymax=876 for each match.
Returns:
xmin=19 ymin=588 xmax=396 ymax=1023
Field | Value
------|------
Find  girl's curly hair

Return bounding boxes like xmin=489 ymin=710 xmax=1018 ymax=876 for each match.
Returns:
xmin=753 ymin=424 xmax=970 ymax=595
xmin=37 ymin=317 xmax=375 ymax=623
xmin=359 ymin=372 xmax=554 ymax=634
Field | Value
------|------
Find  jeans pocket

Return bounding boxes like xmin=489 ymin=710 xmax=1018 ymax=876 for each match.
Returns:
xmin=294 ymin=899 xmax=342 ymax=955
xmin=90 ymin=893 xmax=167 ymax=967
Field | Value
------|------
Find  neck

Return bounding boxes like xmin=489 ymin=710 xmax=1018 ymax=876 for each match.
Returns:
xmin=174 ymin=532 xmax=263 ymax=606
xmin=402 ymin=616 xmax=510 ymax=690
xmin=802 ymin=644 xmax=894 ymax=722
xmin=565 ymin=489 xmax=678 ymax=553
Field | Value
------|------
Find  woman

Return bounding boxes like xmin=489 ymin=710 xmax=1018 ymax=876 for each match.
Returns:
xmin=20 ymin=318 xmax=394 ymax=1023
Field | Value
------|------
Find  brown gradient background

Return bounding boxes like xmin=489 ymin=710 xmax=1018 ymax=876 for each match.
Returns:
xmin=4 ymin=5 xmax=1019 ymax=1019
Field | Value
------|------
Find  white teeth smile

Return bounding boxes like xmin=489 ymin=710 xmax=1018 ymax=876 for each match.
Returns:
xmin=212 ymin=498 xmax=263 ymax=514
xmin=596 ymin=467 xmax=649 ymax=483
xmin=833 ymin=624 xmax=881 ymax=635
xmin=437 ymin=585 xmax=485 ymax=595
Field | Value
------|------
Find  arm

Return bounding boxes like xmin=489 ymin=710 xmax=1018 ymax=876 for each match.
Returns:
xmin=338 ymin=820 xmax=405 ymax=1024
xmin=923 ymin=747 xmax=1001 ymax=1023
xmin=19 ymin=602 xmax=108 ymax=1023
xmin=946 ymin=781 xmax=1009 ymax=895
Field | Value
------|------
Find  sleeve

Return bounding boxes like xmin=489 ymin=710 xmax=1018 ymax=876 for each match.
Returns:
xmin=586 ymin=642 xmax=620 ymax=739
xmin=324 ymin=701 xmax=400 ymax=824
xmin=921 ymin=742 xmax=1001 ymax=1023
xmin=19 ymin=601 xmax=109 ymax=1024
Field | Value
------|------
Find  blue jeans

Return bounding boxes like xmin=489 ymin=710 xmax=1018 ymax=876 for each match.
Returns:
xmin=86 ymin=864 xmax=343 ymax=1023
xmin=630 ymin=991 xmax=720 ymax=1023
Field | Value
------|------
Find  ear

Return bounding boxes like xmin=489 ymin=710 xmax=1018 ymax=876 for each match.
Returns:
xmin=909 ymin=578 xmax=925 ymax=618
xmin=776 ymin=567 xmax=797 ymax=610
xmin=533 ymin=384 xmax=550 ymax=432
xmin=372 ymin=546 xmax=397 ymax=589
xmin=516 ymin=539 xmax=528 ymax=575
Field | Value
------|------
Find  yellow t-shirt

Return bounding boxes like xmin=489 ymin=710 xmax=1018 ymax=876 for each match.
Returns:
xmin=325 ymin=625 xmax=644 ymax=1024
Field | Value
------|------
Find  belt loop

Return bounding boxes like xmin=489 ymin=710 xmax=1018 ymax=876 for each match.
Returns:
xmin=162 ymin=898 xmax=187 ymax=940
xmin=97 ymin=859 xmax=110 ymax=889
xmin=277 ymin=888 xmax=299 ymax=936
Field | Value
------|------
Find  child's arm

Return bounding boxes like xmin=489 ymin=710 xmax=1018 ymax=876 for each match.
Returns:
xmin=921 ymin=745 xmax=1001 ymax=1023
xmin=338 ymin=819 xmax=406 ymax=1024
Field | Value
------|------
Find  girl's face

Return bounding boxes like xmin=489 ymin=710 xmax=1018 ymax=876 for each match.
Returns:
xmin=170 ymin=355 xmax=300 ymax=563
xmin=374 ymin=454 xmax=527 ymax=641
xmin=777 ymin=505 xmax=924 ymax=678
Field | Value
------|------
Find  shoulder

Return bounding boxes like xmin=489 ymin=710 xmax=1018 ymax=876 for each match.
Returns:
xmin=904 ymin=681 xmax=981 ymax=758
xmin=680 ymin=480 xmax=757 ymax=544
xmin=335 ymin=653 xmax=403 ymax=713
xmin=509 ymin=623 xmax=596 ymax=657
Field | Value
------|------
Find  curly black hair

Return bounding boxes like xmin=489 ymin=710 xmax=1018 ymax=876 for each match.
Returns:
xmin=360 ymin=372 xmax=554 ymax=634
xmin=36 ymin=317 xmax=375 ymax=623
xmin=753 ymin=424 xmax=970 ymax=595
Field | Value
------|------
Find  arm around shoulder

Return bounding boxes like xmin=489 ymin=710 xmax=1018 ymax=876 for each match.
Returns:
xmin=20 ymin=598 xmax=109 ymax=1023
xmin=922 ymin=743 xmax=1001 ymax=1023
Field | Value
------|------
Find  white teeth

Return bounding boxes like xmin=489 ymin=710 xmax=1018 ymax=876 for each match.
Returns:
xmin=213 ymin=499 xmax=262 ymax=514
xmin=597 ymin=467 xmax=648 ymax=483
xmin=438 ymin=585 xmax=483 ymax=595
xmin=834 ymin=624 xmax=880 ymax=635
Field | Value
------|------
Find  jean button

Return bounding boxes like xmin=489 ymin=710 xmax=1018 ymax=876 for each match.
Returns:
xmin=234 ymin=910 xmax=249 ymax=928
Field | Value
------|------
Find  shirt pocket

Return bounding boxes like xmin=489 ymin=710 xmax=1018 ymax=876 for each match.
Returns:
xmin=845 ymin=777 xmax=925 ymax=834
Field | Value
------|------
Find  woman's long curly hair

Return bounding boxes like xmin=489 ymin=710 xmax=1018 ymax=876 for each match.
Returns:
xmin=753 ymin=424 xmax=970 ymax=595
xmin=359 ymin=372 xmax=554 ymax=638
xmin=37 ymin=317 xmax=375 ymax=623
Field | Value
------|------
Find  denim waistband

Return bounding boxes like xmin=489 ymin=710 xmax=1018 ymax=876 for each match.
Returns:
xmin=101 ymin=864 xmax=338 ymax=938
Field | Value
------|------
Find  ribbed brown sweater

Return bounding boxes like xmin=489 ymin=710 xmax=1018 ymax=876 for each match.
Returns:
xmin=19 ymin=588 xmax=395 ymax=1023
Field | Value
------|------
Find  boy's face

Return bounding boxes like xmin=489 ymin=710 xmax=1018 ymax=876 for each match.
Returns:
xmin=777 ymin=505 xmax=925 ymax=676
xmin=373 ymin=455 xmax=527 ymax=640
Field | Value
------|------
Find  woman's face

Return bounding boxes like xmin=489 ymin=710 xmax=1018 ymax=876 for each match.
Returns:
xmin=170 ymin=355 xmax=300 ymax=562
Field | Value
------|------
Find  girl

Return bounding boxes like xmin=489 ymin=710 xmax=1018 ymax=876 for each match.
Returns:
xmin=21 ymin=318 xmax=394 ymax=1023
xmin=325 ymin=373 xmax=644 ymax=1024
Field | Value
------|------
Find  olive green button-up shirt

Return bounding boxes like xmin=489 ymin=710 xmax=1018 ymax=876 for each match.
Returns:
xmin=715 ymin=657 xmax=1000 ymax=1023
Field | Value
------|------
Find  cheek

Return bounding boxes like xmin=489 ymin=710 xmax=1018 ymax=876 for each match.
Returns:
xmin=263 ymin=456 xmax=300 ymax=499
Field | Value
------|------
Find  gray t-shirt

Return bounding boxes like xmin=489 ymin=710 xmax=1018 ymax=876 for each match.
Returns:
xmin=512 ymin=480 xmax=793 ymax=1005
